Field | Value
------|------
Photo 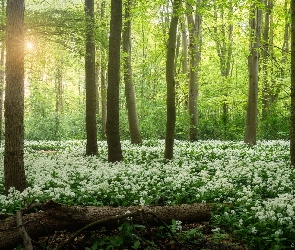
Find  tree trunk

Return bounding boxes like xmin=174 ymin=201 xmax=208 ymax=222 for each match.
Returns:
xmin=213 ymin=3 xmax=233 ymax=133
xmin=181 ymin=20 xmax=188 ymax=78
xmin=107 ymin=0 xmax=123 ymax=162
xmin=0 ymin=26 xmax=4 ymax=144
xmin=55 ymin=56 xmax=63 ymax=115
xmin=85 ymin=0 xmax=98 ymax=155
xmin=282 ymin=0 xmax=290 ymax=74
xmin=100 ymin=0 xmax=107 ymax=140
xmin=101 ymin=55 xmax=107 ymax=140
xmin=123 ymin=0 xmax=142 ymax=145
xmin=261 ymin=0 xmax=274 ymax=120
xmin=244 ymin=2 xmax=262 ymax=146
xmin=164 ymin=0 xmax=181 ymax=160
xmin=181 ymin=18 xmax=189 ymax=110
xmin=4 ymin=0 xmax=27 ymax=194
xmin=186 ymin=1 xmax=202 ymax=142
xmin=0 ymin=201 xmax=212 ymax=250
xmin=54 ymin=55 xmax=63 ymax=139
xmin=290 ymin=0 xmax=295 ymax=166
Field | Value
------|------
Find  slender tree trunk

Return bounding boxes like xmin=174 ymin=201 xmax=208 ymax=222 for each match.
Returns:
xmin=0 ymin=38 xmax=4 ymax=144
xmin=181 ymin=18 xmax=189 ymax=110
xmin=0 ymin=0 xmax=4 ymax=145
xmin=4 ymin=0 xmax=27 ymax=194
xmin=123 ymin=0 xmax=142 ymax=144
xmin=100 ymin=0 xmax=107 ymax=140
xmin=281 ymin=0 xmax=290 ymax=83
xmin=261 ymin=0 xmax=274 ymax=120
xmin=213 ymin=3 xmax=233 ymax=132
xmin=55 ymin=56 xmax=63 ymax=115
xmin=186 ymin=1 xmax=202 ymax=141
xmin=181 ymin=20 xmax=188 ymax=77
xmin=107 ymin=0 xmax=123 ymax=162
xmin=85 ymin=0 xmax=98 ymax=155
xmin=164 ymin=0 xmax=181 ymax=160
xmin=54 ymin=55 xmax=63 ymax=139
xmin=101 ymin=54 xmax=107 ymax=140
xmin=95 ymin=61 xmax=100 ymax=117
xmin=290 ymin=0 xmax=295 ymax=166
xmin=244 ymin=2 xmax=262 ymax=146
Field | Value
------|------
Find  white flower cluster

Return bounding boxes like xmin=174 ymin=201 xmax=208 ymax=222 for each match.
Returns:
xmin=0 ymin=139 xmax=293 ymax=246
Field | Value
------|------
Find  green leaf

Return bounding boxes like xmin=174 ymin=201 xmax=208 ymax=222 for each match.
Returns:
xmin=132 ymin=240 xmax=141 ymax=249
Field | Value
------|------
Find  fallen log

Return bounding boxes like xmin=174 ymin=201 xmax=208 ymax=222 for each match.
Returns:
xmin=0 ymin=200 xmax=213 ymax=250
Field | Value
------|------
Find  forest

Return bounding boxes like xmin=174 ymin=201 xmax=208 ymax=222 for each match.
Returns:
xmin=1 ymin=0 xmax=295 ymax=249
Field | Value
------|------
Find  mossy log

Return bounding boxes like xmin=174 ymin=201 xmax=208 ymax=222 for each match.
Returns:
xmin=0 ymin=200 xmax=213 ymax=250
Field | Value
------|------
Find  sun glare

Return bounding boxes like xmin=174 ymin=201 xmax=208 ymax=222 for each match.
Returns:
xmin=26 ymin=41 xmax=34 ymax=50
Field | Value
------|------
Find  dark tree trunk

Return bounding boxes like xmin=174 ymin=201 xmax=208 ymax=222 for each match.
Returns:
xmin=0 ymin=202 xmax=212 ymax=250
xmin=0 ymin=32 xmax=4 ymax=144
xmin=4 ymin=0 xmax=26 ymax=194
xmin=244 ymin=2 xmax=262 ymax=146
xmin=290 ymin=0 xmax=295 ymax=166
xmin=107 ymin=0 xmax=123 ymax=162
xmin=164 ymin=0 xmax=181 ymax=160
xmin=85 ymin=0 xmax=98 ymax=155
xmin=101 ymin=55 xmax=107 ymax=140
xmin=123 ymin=0 xmax=142 ymax=145
xmin=100 ymin=0 xmax=107 ymax=140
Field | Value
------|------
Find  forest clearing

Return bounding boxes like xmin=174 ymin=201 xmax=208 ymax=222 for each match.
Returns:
xmin=0 ymin=139 xmax=294 ymax=249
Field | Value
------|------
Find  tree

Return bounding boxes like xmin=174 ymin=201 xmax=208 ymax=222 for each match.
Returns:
xmin=244 ymin=1 xmax=262 ymax=145
xmin=261 ymin=0 xmax=274 ymax=120
xmin=186 ymin=1 xmax=202 ymax=141
xmin=99 ymin=0 xmax=107 ymax=140
xmin=290 ymin=0 xmax=295 ymax=166
xmin=123 ymin=0 xmax=142 ymax=144
xmin=4 ymin=0 xmax=27 ymax=194
xmin=106 ymin=0 xmax=123 ymax=162
xmin=85 ymin=0 xmax=98 ymax=155
xmin=212 ymin=1 xmax=233 ymax=133
xmin=164 ymin=0 xmax=182 ymax=159
xmin=0 ymin=0 xmax=4 ymax=143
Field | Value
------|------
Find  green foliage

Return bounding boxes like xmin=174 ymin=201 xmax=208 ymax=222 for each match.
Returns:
xmin=258 ymin=104 xmax=290 ymax=140
xmin=85 ymin=222 xmax=144 ymax=250
xmin=18 ymin=0 xmax=291 ymax=141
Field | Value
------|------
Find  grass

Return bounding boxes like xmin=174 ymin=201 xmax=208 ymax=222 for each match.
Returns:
xmin=0 ymin=139 xmax=294 ymax=249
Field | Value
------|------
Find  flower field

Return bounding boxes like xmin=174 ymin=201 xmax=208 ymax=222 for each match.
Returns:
xmin=0 ymin=139 xmax=294 ymax=249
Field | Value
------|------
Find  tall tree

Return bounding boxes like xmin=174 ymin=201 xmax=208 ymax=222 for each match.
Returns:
xmin=261 ymin=0 xmax=274 ymax=120
xmin=164 ymin=0 xmax=182 ymax=159
xmin=213 ymin=1 xmax=233 ymax=131
xmin=53 ymin=53 xmax=63 ymax=139
xmin=0 ymin=0 xmax=4 ymax=144
xmin=99 ymin=0 xmax=107 ymax=140
xmin=186 ymin=1 xmax=202 ymax=141
xmin=55 ymin=55 xmax=63 ymax=116
xmin=85 ymin=0 xmax=98 ymax=155
xmin=290 ymin=0 xmax=295 ymax=166
xmin=123 ymin=0 xmax=142 ymax=144
xmin=107 ymin=0 xmax=123 ymax=162
xmin=4 ymin=0 xmax=27 ymax=194
xmin=244 ymin=1 xmax=262 ymax=145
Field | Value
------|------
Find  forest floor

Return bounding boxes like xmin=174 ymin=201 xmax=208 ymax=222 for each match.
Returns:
xmin=33 ymin=221 xmax=248 ymax=250
xmin=3 ymin=139 xmax=292 ymax=249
